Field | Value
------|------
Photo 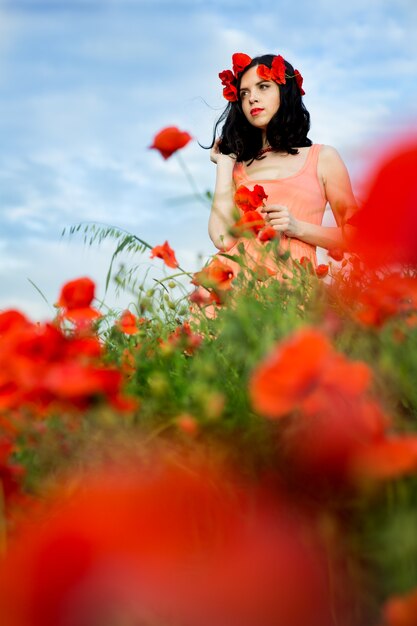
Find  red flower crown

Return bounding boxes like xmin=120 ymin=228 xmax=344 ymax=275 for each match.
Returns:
xmin=219 ymin=52 xmax=305 ymax=102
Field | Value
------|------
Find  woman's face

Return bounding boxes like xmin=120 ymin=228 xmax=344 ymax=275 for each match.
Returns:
xmin=239 ymin=65 xmax=280 ymax=130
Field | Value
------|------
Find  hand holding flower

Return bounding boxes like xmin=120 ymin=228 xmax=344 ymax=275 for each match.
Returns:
xmin=261 ymin=204 xmax=302 ymax=238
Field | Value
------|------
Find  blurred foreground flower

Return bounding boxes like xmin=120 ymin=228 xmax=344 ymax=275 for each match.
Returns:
xmin=250 ymin=328 xmax=417 ymax=486
xmin=0 ymin=448 xmax=346 ymax=626
xmin=0 ymin=282 xmax=136 ymax=417
xmin=149 ymin=126 xmax=192 ymax=159
xmin=116 ymin=309 xmax=140 ymax=335
xmin=383 ymin=586 xmax=417 ymax=626
xmin=56 ymin=276 xmax=101 ymax=327
xmin=348 ymin=138 xmax=417 ymax=267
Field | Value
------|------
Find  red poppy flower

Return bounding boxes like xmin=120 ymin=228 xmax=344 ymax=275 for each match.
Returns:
xmin=249 ymin=328 xmax=371 ymax=419
xmin=0 ymin=452 xmax=336 ymax=626
xmin=149 ymin=127 xmax=192 ymax=160
xmin=287 ymin=397 xmax=388 ymax=485
xmin=61 ymin=306 xmax=101 ymax=326
xmin=232 ymin=52 xmax=252 ymax=77
xmin=298 ymin=256 xmax=313 ymax=270
xmin=150 ymin=241 xmax=179 ymax=269
xmin=167 ymin=322 xmax=203 ymax=356
xmin=349 ymin=436 xmax=417 ymax=482
xmin=56 ymin=278 xmax=101 ymax=327
xmin=117 ymin=310 xmax=139 ymax=335
xmin=43 ymin=362 xmax=122 ymax=402
xmin=258 ymin=57 xmax=286 ymax=84
xmin=57 ymin=277 xmax=95 ymax=310
xmin=189 ymin=288 xmax=213 ymax=307
xmin=250 ymin=329 xmax=331 ymax=419
xmin=0 ymin=311 xmax=135 ymax=417
xmin=257 ymin=64 xmax=272 ymax=81
xmin=271 ymin=55 xmax=286 ymax=84
xmin=315 ymin=264 xmax=329 ymax=278
xmin=175 ymin=413 xmax=199 ymax=436
xmin=383 ymin=587 xmax=417 ymax=626
xmin=223 ymin=83 xmax=238 ymax=102
xmin=0 ymin=310 xmax=31 ymax=334
xmin=294 ymin=69 xmax=305 ymax=95
xmin=258 ymin=225 xmax=278 ymax=242
xmin=219 ymin=69 xmax=234 ymax=85
xmin=234 ymin=210 xmax=266 ymax=236
xmin=192 ymin=258 xmax=235 ymax=292
xmin=327 ymin=248 xmax=344 ymax=261
xmin=234 ymin=184 xmax=268 ymax=212
xmin=348 ymin=138 xmax=417 ymax=267
xmin=219 ymin=70 xmax=238 ymax=102
xmin=353 ymin=274 xmax=417 ymax=327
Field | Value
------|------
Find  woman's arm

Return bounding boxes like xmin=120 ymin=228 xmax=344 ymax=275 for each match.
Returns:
xmin=262 ymin=145 xmax=358 ymax=250
xmin=318 ymin=144 xmax=358 ymax=226
xmin=208 ymin=142 xmax=237 ymax=250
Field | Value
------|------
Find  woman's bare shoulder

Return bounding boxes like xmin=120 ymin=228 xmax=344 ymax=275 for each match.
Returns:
xmin=317 ymin=144 xmax=343 ymax=161
xmin=317 ymin=144 xmax=349 ymax=181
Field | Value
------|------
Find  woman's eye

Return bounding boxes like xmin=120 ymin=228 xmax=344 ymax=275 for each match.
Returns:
xmin=260 ymin=84 xmax=269 ymax=89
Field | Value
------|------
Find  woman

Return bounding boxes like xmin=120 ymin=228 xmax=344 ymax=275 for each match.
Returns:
xmin=208 ymin=53 xmax=357 ymax=270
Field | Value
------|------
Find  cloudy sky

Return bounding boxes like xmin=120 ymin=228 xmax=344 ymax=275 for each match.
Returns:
xmin=1 ymin=0 xmax=416 ymax=319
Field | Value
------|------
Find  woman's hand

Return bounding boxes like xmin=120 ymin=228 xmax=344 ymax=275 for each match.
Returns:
xmin=210 ymin=138 xmax=236 ymax=164
xmin=261 ymin=204 xmax=302 ymax=238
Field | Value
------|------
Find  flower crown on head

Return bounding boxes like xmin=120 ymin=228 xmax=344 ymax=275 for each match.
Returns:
xmin=219 ymin=52 xmax=305 ymax=102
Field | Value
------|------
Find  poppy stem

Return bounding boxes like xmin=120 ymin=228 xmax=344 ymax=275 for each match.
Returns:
xmin=158 ymin=271 xmax=193 ymax=281
xmin=175 ymin=152 xmax=210 ymax=209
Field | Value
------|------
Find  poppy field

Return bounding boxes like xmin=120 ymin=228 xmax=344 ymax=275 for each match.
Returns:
xmin=0 ymin=130 xmax=417 ymax=626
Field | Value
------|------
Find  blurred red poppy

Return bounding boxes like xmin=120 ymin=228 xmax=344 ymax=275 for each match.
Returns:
xmin=383 ymin=586 xmax=417 ymax=626
xmin=348 ymin=138 xmax=417 ymax=267
xmin=0 ymin=450 xmax=339 ymax=626
xmin=250 ymin=328 xmax=370 ymax=419
xmin=328 ymin=248 xmax=344 ymax=262
xmin=192 ymin=258 xmax=235 ymax=292
xmin=167 ymin=322 xmax=203 ymax=356
xmin=353 ymin=274 xmax=417 ymax=327
xmin=117 ymin=310 xmax=139 ymax=335
xmin=149 ymin=126 xmax=192 ymax=160
xmin=233 ymin=210 xmax=266 ymax=235
xmin=57 ymin=277 xmax=95 ymax=310
xmin=258 ymin=225 xmax=279 ymax=242
xmin=315 ymin=264 xmax=329 ymax=278
xmin=0 ymin=305 xmax=134 ymax=416
xmin=349 ymin=436 xmax=417 ymax=481
xmin=57 ymin=277 xmax=101 ymax=326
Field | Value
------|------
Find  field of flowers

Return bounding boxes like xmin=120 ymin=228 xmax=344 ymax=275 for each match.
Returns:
xmin=0 ymin=129 xmax=416 ymax=626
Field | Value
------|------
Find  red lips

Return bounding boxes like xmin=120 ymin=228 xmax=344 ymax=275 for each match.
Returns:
xmin=250 ymin=108 xmax=264 ymax=116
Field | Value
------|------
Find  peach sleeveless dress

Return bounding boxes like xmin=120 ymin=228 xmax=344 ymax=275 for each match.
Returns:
xmin=229 ymin=143 xmax=327 ymax=272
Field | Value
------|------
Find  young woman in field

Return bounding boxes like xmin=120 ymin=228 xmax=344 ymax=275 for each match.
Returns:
xmin=208 ymin=53 xmax=357 ymax=271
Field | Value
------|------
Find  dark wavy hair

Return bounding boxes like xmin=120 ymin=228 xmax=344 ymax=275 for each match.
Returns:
xmin=211 ymin=54 xmax=312 ymax=161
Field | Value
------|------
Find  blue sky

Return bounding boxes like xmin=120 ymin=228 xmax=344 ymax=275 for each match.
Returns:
xmin=1 ymin=0 xmax=416 ymax=318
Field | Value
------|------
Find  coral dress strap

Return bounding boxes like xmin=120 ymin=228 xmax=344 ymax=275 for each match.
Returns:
xmin=233 ymin=161 xmax=246 ymax=186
